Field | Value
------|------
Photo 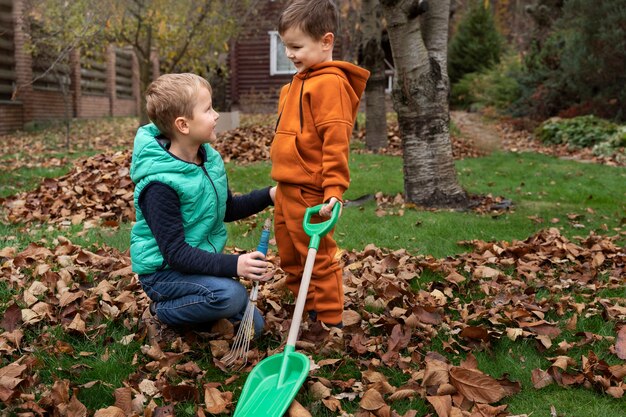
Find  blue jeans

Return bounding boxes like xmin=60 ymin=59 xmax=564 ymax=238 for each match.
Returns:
xmin=139 ymin=270 xmax=265 ymax=337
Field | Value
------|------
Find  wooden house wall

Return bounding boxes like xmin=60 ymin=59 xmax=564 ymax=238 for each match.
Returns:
xmin=229 ymin=0 xmax=345 ymax=114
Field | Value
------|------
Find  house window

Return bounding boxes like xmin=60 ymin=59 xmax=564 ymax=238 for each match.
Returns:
xmin=385 ymin=59 xmax=394 ymax=94
xmin=269 ymin=31 xmax=295 ymax=75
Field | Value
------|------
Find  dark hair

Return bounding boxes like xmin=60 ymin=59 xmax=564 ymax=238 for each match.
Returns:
xmin=278 ymin=0 xmax=338 ymax=40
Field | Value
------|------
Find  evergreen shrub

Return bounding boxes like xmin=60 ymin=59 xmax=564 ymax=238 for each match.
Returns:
xmin=448 ymin=1 xmax=504 ymax=84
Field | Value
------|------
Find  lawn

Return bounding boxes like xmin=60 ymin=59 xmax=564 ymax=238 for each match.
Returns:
xmin=0 ymin=118 xmax=624 ymax=417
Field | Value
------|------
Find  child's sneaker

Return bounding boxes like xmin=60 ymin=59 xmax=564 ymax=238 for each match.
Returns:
xmin=140 ymin=303 xmax=180 ymax=347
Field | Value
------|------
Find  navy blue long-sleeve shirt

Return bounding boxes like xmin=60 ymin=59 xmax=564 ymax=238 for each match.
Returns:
xmin=138 ymin=182 xmax=273 ymax=277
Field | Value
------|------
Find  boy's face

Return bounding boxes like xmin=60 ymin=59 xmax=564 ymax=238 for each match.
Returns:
xmin=280 ymin=26 xmax=333 ymax=73
xmin=187 ymin=87 xmax=219 ymax=144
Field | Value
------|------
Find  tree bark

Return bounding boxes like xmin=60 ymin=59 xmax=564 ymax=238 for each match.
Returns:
xmin=381 ymin=0 xmax=468 ymax=207
xmin=360 ymin=0 xmax=388 ymax=151
xmin=134 ymin=23 xmax=152 ymax=126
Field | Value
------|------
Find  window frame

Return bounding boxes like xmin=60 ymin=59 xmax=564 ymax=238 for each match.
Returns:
xmin=268 ymin=31 xmax=295 ymax=76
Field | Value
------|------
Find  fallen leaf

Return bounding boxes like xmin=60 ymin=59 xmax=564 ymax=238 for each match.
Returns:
xmin=615 ymin=326 xmax=626 ymax=360
xmin=94 ymin=406 xmax=126 ymax=417
xmin=288 ymin=399 xmax=312 ymax=417
xmin=360 ymin=388 xmax=386 ymax=411
xmin=449 ymin=367 xmax=505 ymax=403
xmin=204 ymin=386 xmax=228 ymax=414
xmin=426 ymin=395 xmax=452 ymax=417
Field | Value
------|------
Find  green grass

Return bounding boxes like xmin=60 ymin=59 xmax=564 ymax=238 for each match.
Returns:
xmin=0 ymin=165 xmax=73 ymax=198
xmin=225 ymin=152 xmax=625 ymax=258
xmin=2 ymin=151 xmax=624 ymax=258
xmin=473 ymin=338 xmax=626 ymax=417
xmin=30 ymin=322 xmax=141 ymax=410
xmin=1 ymin=132 xmax=625 ymax=416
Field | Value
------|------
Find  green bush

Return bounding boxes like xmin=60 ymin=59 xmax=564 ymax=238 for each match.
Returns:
xmin=535 ymin=115 xmax=619 ymax=148
xmin=514 ymin=0 xmax=626 ymax=121
xmin=448 ymin=1 xmax=504 ymax=84
xmin=592 ymin=126 xmax=626 ymax=162
xmin=450 ymin=54 xmax=522 ymax=111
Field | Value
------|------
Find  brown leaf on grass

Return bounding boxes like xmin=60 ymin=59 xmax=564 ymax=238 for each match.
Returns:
xmin=471 ymin=403 xmax=509 ymax=417
xmin=362 ymin=370 xmax=395 ymax=395
xmin=609 ymin=364 xmax=626 ymax=379
xmin=153 ymin=404 xmax=174 ymax=417
xmin=349 ymin=331 xmax=370 ymax=355
xmin=209 ymin=340 xmax=230 ymax=358
xmin=423 ymin=356 xmax=451 ymax=389
xmin=426 ymin=395 xmax=452 ymax=417
xmin=388 ymin=389 xmax=418 ymax=401
xmin=360 ymin=388 xmax=386 ymax=411
xmin=460 ymin=353 xmax=479 ymax=370
xmin=382 ymin=324 xmax=411 ymax=365
xmin=162 ymin=384 xmax=199 ymax=402
xmin=309 ymin=381 xmax=331 ymax=400
xmin=204 ymin=386 xmax=229 ymax=414
xmin=65 ymin=389 xmax=87 ymax=417
xmin=606 ymin=386 xmax=624 ymax=398
xmin=113 ymin=387 xmax=133 ymax=414
xmin=614 ymin=325 xmax=626 ymax=360
xmin=414 ymin=306 xmax=442 ymax=325
xmin=94 ymin=406 xmax=126 ymax=417
xmin=288 ymin=399 xmax=313 ymax=417
xmin=322 ymin=396 xmax=342 ymax=412
xmin=460 ymin=326 xmax=490 ymax=341
xmin=0 ymin=361 xmax=26 ymax=402
xmin=0 ymin=303 xmax=22 ymax=332
xmin=531 ymin=369 xmax=553 ymax=389
xmin=449 ymin=367 xmax=505 ymax=404
xmin=66 ymin=314 xmax=86 ymax=333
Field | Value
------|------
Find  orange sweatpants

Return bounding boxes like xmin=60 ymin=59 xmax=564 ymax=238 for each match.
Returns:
xmin=274 ymin=183 xmax=344 ymax=325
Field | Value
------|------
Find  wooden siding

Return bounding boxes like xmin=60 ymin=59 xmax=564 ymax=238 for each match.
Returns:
xmin=229 ymin=0 xmax=345 ymax=113
xmin=0 ymin=0 xmax=142 ymax=134
xmin=230 ymin=1 xmax=289 ymax=113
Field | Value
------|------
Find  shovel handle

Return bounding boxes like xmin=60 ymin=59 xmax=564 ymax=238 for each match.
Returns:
xmin=283 ymin=203 xmax=340 ymax=349
xmin=303 ymin=203 xmax=341 ymax=250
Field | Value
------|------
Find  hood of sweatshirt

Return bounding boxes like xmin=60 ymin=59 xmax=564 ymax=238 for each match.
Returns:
xmin=298 ymin=61 xmax=369 ymax=99
xmin=277 ymin=61 xmax=370 ymax=133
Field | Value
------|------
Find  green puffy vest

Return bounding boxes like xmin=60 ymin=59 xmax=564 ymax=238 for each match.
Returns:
xmin=130 ymin=123 xmax=228 ymax=275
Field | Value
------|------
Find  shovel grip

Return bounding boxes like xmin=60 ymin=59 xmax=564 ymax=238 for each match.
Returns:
xmin=303 ymin=203 xmax=341 ymax=250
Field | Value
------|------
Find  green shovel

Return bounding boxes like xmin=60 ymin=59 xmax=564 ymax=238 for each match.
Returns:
xmin=233 ymin=203 xmax=341 ymax=417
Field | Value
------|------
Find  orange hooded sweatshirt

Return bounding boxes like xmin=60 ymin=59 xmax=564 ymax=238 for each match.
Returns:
xmin=270 ymin=61 xmax=370 ymax=203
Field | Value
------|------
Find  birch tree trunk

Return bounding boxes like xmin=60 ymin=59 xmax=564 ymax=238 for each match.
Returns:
xmin=360 ymin=0 xmax=388 ymax=150
xmin=381 ymin=0 xmax=468 ymax=207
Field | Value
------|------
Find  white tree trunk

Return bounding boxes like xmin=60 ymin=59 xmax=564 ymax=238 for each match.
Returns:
xmin=381 ymin=0 xmax=468 ymax=207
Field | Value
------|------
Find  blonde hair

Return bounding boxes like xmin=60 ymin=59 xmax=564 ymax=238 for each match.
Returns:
xmin=278 ymin=0 xmax=338 ymax=40
xmin=146 ymin=73 xmax=212 ymax=138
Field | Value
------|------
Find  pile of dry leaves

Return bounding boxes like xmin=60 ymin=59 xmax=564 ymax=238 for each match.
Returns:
xmin=2 ymin=151 xmax=135 ymax=226
xmin=0 ymin=225 xmax=624 ymax=416
xmin=0 ymin=122 xmax=497 ymax=227
xmin=353 ymin=123 xmax=489 ymax=161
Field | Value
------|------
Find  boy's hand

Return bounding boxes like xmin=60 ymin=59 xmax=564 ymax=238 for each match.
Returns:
xmin=269 ymin=186 xmax=277 ymax=204
xmin=237 ymin=251 xmax=273 ymax=282
xmin=319 ymin=197 xmax=342 ymax=218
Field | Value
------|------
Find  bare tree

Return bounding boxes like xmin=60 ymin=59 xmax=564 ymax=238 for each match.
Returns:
xmin=359 ymin=0 xmax=388 ymax=151
xmin=20 ymin=0 xmax=108 ymax=149
xmin=106 ymin=0 xmax=260 ymax=124
xmin=380 ymin=0 xmax=468 ymax=207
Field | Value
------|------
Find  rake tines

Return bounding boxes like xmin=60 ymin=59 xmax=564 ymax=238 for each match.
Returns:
xmin=222 ymin=281 xmax=259 ymax=369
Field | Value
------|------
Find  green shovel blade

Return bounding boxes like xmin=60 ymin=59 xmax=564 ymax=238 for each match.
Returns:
xmin=233 ymin=346 xmax=310 ymax=417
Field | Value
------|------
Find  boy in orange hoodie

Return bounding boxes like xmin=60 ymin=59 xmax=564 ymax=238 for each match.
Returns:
xmin=271 ymin=0 xmax=369 ymax=327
